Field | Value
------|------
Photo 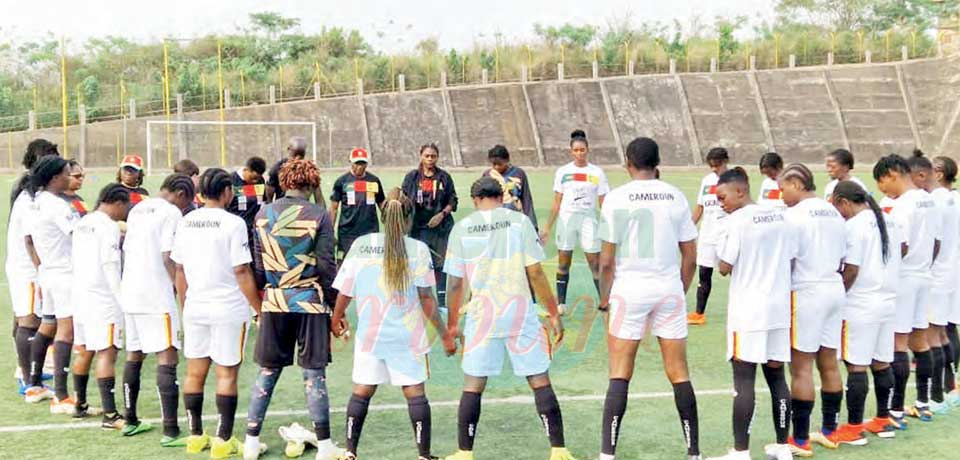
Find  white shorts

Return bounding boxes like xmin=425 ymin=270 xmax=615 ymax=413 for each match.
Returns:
xmin=182 ymin=308 xmax=248 ymax=366
xmin=952 ymin=289 xmax=960 ymax=324
xmin=39 ymin=281 xmax=72 ymax=319
xmin=894 ymin=276 xmax=930 ymax=333
xmin=607 ymin=292 xmax=688 ymax=341
xmin=462 ymin=328 xmax=552 ymax=377
xmin=75 ymin=319 xmax=122 ymax=352
xmin=927 ymin=290 xmax=952 ymax=327
xmin=727 ymin=328 xmax=791 ymax=364
xmin=126 ymin=311 xmax=181 ymax=354
xmin=8 ymin=278 xmax=39 ymax=318
xmin=352 ymin=347 xmax=428 ymax=387
xmin=790 ymin=284 xmax=844 ymax=353
xmin=696 ymin=241 xmax=717 ymax=268
xmin=840 ymin=319 xmax=895 ymax=366
xmin=555 ymin=213 xmax=599 ymax=253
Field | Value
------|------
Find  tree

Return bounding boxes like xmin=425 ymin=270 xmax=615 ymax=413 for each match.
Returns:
xmin=775 ymin=0 xmax=875 ymax=29
xmin=248 ymin=12 xmax=300 ymax=39
xmin=534 ymin=23 xmax=598 ymax=48
xmin=868 ymin=0 xmax=960 ymax=31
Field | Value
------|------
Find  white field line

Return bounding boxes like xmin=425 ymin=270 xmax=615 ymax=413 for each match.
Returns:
xmin=0 ymin=387 xmax=764 ymax=433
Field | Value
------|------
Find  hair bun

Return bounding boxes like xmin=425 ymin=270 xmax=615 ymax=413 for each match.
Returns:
xmin=912 ymin=148 xmax=925 ymax=158
xmin=570 ymin=129 xmax=587 ymax=140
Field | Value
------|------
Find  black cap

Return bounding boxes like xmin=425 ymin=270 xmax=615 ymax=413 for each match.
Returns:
xmin=470 ymin=176 xmax=504 ymax=199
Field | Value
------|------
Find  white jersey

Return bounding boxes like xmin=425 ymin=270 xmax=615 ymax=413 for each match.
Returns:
xmin=824 ymin=176 xmax=868 ymax=200
xmin=719 ymin=204 xmax=798 ymax=332
xmin=552 ymin=162 xmax=609 ymax=216
xmin=843 ymin=209 xmax=902 ymax=323
xmin=333 ymin=234 xmax=435 ymax=358
xmin=930 ymin=187 xmax=958 ymax=291
xmin=170 ymin=207 xmax=252 ymax=319
xmin=599 ymin=179 xmax=698 ymax=304
xmin=757 ymin=177 xmax=786 ymax=209
xmin=786 ymin=197 xmax=846 ymax=286
xmin=881 ymin=189 xmax=940 ymax=278
xmin=72 ymin=211 xmax=122 ymax=318
xmin=6 ymin=191 xmax=39 ymax=281
xmin=30 ymin=191 xmax=80 ymax=281
xmin=696 ymin=172 xmax=726 ymax=244
xmin=121 ymin=198 xmax=183 ymax=314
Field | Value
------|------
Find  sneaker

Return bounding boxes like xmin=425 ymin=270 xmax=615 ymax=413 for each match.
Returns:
xmin=49 ymin=396 xmax=77 ymax=415
xmin=687 ymin=312 xmax=706 ymax=326
xmin=827 ymin=424 xmax=868 ymax=446
xmin=906 ymin=405 xmax=933 ymax=422
xmin=101 ymin=413 xmax=126 ymax=431
xmin=705 ymin=449 xmax=751 ymax=460
xmin=279 ymin=422 xmax=315 ymax=457
xmin=121 ymin=420 xmax=154 ymax=436
xmin=186 ymin=433 xmax=212 ymax=454
xmin=210 ymin=436 xmax=242 ymax=459
xmin=242 ymin=437 xmax=267 ymax=460
xmin=443 ymin=451 xmax=475 ymax=460
xmin=864 ymin=417 xmax=897 ymax=438
xmin=16 ymin=378 xmax=29 ymax=396
xmin=787 ymin=437 xmax=813 ymax=457
xmin=24 ymin=385 xmax=53 ymax=403
xmin=808 ymin=430 xmax=838 ymax=449
xmin=888 ymin=413 xmax=908 ymax=430
xmin=549 ymin=447 xmax=578 ymax=460
xmin=314 ymin=439 xmax=346 ymax=460
xmin=72 ymin=402 xmax=103 ymax=418
xmin=930 ymin=400 xmax=951 ymax=415
xmin=557 ymin=304 xmax=567 ymax=316
xmin=762 ymin=443 xmax=793 ymax=460
xmin=947 ymin=390 xmax=960 ymax=408
xmin=161 ymin=432 xmax=190 ymax=448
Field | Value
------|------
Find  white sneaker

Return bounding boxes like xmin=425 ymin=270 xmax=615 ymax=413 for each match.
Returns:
xmin=763 ymin=444 xmax=793 ymax=460
xmin=558 ymin=304 xmax=567 ymax=316
xmin=315 ymin=439 xmax=346 ymax=460
xmin=706 ymin=449 xmax=751 ymax=460
xmin=243 ymin=436 xmax=267 ymax=460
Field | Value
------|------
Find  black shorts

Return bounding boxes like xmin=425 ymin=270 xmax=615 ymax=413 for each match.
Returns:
xmin=337 ymin=234 xmax=360 ymax=261
xmin=254 ymin=312 xmax=331 ymax=369
xmin=411 ymin=227 xmax=451 ymax=270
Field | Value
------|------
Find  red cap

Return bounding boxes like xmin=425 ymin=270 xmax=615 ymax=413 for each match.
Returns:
xmin=350 ymin=148 xmax=370 ymax=164
xmin=120 ymin=154 xmax=143 ymax=171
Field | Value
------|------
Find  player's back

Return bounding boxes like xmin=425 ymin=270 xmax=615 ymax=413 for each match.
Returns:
xmin=722 ymin=204 xmax=796 ymax=331
xmin=32 ymin=190 xmax=77 ymax=278
xmin=72 ymin=211 xmax=121 ymax=310
xmin=600 ymin=179 xmax=697 ymax=302
xmin=6 ymin=191 xmax=37 ymax=280
xmin=788 ymin=197 xmax=845 ymax=286
xmin=887 ymin=188 xmax=938 ymax=277
xmin=122 ymin=197 xmax=182 ymax=313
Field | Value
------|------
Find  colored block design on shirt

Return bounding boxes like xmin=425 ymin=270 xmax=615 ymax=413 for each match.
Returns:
xmin=562 ymin=173 xmax=600 ymax=185
xmin=762 ymin=188 xmax=782 ymax=200
xmin=234 ymin=183 xmax=265 ymax=212
xmin=345 ymin=181 xmax=380 ymax=206
xmin=701 ymin=185 xmax=717 ymax=196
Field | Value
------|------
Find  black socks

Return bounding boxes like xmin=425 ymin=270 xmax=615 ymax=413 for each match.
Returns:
xmin=98 ymin=377 xmax=117 ymax=414
xmin=892 ymin=351 xmax=910 ymax=412
xmin=695 ymin=266 xmax=713 ymax=315
xmin=762 ymin=364 xmax=791 ymax=444
xmin=156 ymin=364 xmax=180 ymax=437
xmin=872 ymin=366 xmax=895 ymax=418
xmin=346 ymin=394 xmax=371 ymax=454
xmin=74 ymin=373 xmax=89 ymax=406
xmin=556 ymin=273 xmax=569 ymax=305
xmin=914 ymin=350 xmax=933 ymax=405
xmin=672 ymin=381 xmax=699 ymax=456
xmin=846 ymin=371 xmax=868 ymax=425
xmin=215 ymin=394 xmax=238 ymax=440
xmin=533 ymin=386 xmax=565 ymax=448
xmin=820 ymin=390 xmax=842 ymax=432
xmin=184 ymin=392 xmax=204 ymax=435
xmin=731 ymin=361 xmax=756 ymax=451
xmin=29 ymin=332 xmax=53 ymax=386
xmin=601 ymin=378 xmax=629 ymax=456
xmin=407 ymin=395 xmax=432 ymax=457
xmin=931 ymin=346 xmax=945 ymax=402
xmin=791 ymin=399 xmax=814 ymax=443
xmin=123 ymin=360 xmax=143 ymax=424
xmin=457 ymin=392 xmax=482 ymax=451
xmin=52 ymin=340 xmax=72 ymax=400
xmin=14 ymin=326 xmax=36 ymax=382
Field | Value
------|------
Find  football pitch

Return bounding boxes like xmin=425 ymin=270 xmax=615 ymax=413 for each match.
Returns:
xmin=0 ymin=166 xmax=957 ymax=460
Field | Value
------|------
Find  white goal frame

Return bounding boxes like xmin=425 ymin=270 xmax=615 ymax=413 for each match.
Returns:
xmin=145 ymin=120 xmax=318 ymax=175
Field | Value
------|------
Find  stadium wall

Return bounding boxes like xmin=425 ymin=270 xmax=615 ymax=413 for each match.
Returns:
xmin=5 ymin=56 xmax=960 ymax=171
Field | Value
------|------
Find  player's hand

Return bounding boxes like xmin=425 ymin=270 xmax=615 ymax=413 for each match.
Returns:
xmin=538 ymin=228 xmax=549 ymax=243
xmin=597 ymin=300 xmax=609 ymax=312
xmin=442 ymin=326 xmax=460 ymax=356
xmin=547 ymin=314 xmax=564 ymax=347
xmin=427 ymin=212 xmax=445 ymax=228
xmin=332 ymin=316 xmax=350 ymax=339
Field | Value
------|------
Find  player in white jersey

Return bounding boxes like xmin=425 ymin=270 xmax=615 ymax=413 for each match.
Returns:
xmin=118 ymin=174 xmax=196 ymax=443
xmin=596 ymin=138 xmax=700 ymax=460
xmin=934 ymin=156 xmax=960 ymax=405
xmin=776 ymin=165 xmax=847 ymax=453
xmin=22 ymin=156 xmax=82 ymax=410
xmin=540 ymin=130 xmax=610 ymax=315
xmin=687 ymin=147 xmax=729 ymax=326
xmin=332 ymin=188 xmax=446 ymax=460
xmin=830 ymin=180 xmax=904 ymax=444
xmin=824 ymin=148 xmax=868 ymax=200
xmin=907 ymin=151 xmax=956 ymax=415
xmin=8 ymin=185 xmax=41 ymax=394
xmin=707 ymin=168 xmax=798 ymax=460
xmin=443 ymin=177 xmax=574 ymax=460
xmin=172 ymin=168 xmax=263 ymax=457
xmin=873 ymin=154 xmax=941 ymax=424
xmin=70 ymin=184 xmax=130 ymax=429
xmin=757 ymin=152 xmax=785 ymax=209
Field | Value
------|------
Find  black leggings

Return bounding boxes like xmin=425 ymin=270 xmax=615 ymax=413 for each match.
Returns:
xmin=695 ymin=266 xmax=713 ymax=315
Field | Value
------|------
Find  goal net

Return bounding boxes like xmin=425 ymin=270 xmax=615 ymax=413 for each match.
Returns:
xmin=145 ymin=120 xmax=317 ymax=174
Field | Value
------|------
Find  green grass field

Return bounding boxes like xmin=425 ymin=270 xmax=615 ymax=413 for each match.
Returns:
xmin=0 ymin=166 xmax=957 ymax=460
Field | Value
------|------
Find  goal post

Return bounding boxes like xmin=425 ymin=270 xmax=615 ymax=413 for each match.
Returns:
xmin=145 ymin=120 xmax=317 ymax=175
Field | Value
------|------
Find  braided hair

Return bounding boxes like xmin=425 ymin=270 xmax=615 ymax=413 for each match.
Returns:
xmin=779 ymin=163 xmax=816 ymax=192
xmin=381 ymin=188 xmax=415 ymax=295
xmin=161 ymin=173 xmax=196 ymax=200
xmin=95 ymin=183 xmax=131 ymax=208
xmin=279 ymin=159 xmax=320 ymax=192
xmin=198 ymin=168 xmax=233 ymax=202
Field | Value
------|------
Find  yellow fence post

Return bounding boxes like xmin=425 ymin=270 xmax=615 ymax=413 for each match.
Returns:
xmin=278 ymin=64 xmax=284 ymax=101
xmin=774 ymin=33 xmax=781 ymax=68
xmin=201 ymin=74 xmax=207 ymax=111
xmin=390 ymin=57 xmax=396 ymax=92
xmin=912 ymin=29 xmax=917 ymax=58
xmin=858 ymin=30 xmax=865 ymax=62
xmin=240 ymin=70 xmax=246 ymax=105
xmin=217 ymin=39 xmax=226 ymax=167
xmin=7 ymin=131 xmax=12 ymax=169
xmin=830 ymin=32 xmax=837 ymax=55
xmin=462 ymin=55 xmax=467 ymax=84
xmin=60 ymin=38 xmax=68 ymax=157
xmin=119 ymin=79 xmax=125 ymax=119
xmin=33 ymin=87 xmax=39 ymax=121
xmin=495 ymin=46 xmax=500 ymax=83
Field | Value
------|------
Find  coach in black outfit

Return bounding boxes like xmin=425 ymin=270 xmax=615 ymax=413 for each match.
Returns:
xmin=329 ymin=148 xmax=386 ymax=261
xmin=401 ymin=143 xmax=457 ymax=308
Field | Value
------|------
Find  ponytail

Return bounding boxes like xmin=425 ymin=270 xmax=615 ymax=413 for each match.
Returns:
xmin=382 ymin=188 xmax=414 ymax=295
xmin=833 ymin=181 xmax=889 ymax=263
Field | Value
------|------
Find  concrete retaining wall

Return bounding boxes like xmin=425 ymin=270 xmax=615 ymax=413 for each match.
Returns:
xmin=4 ymin=57 xmax=956 ymax=172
